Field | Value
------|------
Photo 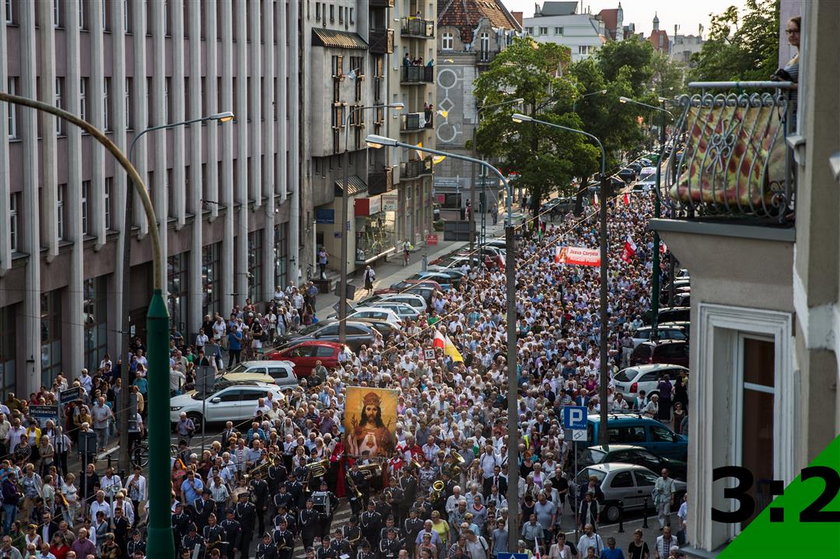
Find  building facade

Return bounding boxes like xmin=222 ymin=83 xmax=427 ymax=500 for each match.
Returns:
xmin=0 ymin=0 xmax=300 ymax=396
xmin=305 ymin=0 xmax=436 ymax=278
xmin=651 ymin=2 xmax=839 ymax=556
xmin=434 ymin=0 xmax=520 ymax=219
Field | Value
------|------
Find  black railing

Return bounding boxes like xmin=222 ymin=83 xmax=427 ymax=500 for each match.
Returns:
xmin=400 ymin=157 xmax=433 ymax=179
xmin=400 ymin=65 xmax=434 ymax=84
xmin=661 ymin=82 xmax=796 ymax=223
xmin=400 ymin=18 xmax=434 ymax=38
xmin=369 ymin=29 xmax=394 ymax=54
xmin=368 ymin=167 xmax=393 ymax=195
xmin=370 ymin=0 xmax=394 ymax=7
xmin=401 ymin=112 xmax=432 ymax=132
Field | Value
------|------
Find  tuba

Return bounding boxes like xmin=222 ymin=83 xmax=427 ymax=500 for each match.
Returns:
xmin=429 ymin=480 xmax=444 ymax=502
xmin=306 ymin=459 xmax=330 ymax=481
xmin=451 ymin=451 xmax=465 ymax=475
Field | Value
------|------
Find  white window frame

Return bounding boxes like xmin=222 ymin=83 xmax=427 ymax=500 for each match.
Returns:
xmin=554 ymin=27 xmax=564 ymax=35
xmin=81 ymin=180 xmax=90 ymax=235
xmin=54 ymin=77 xmax=63 ymax=135
xmin=57 ymin=184 xmax=66 ymax=241
xmin=78 ymin=0 xmax=85 ymax=29
xmin=80 ymin=78 xmax=88 ymax=123
xmin=103 ymin=78 xmax=111 ymax=131
xmin=53 ymin=0 xmax=61 ymax=28
xmin=5 ymin=0 xmax=12 ymax=24
xmin=125 ymin=77 xmax=132 ymax=129
xmin=7 ymin=77 xmax=16 ymax=139
xmin=692 ymin=303 xmax=795 ymax=550
xmin=442 ymin=32 xmax=453 ymax=51
xmin=9 ymin=193 xmax=18 ymax=252
xmin=539 ymin=27 xmax=548 ymax=35
xmin=123 ymin=0 xmax=129 ymax=32
xmin=104 ymin=178 xmax=112 ymax=230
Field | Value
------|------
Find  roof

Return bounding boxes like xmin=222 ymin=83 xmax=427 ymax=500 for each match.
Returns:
xmin=312 ymin=28 xmax=368 ymax=50
xmin=598 ymin=8 xmax=619 ymax=40
xmin=536 ymin=1 xmax=578 ymax=16
xmin=334 ymin=175 xmax=369 ymax=197
xmin=437 ymin=0 xmax=522 ymax=45
xmin=648 ymin=29 xmax=670 ymax=53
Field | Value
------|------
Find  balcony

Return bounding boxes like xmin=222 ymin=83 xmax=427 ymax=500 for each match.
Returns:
xmin=658 ymin=84 xmax=796 ymax=226
xmin=400 ymin=112 xmax=433 ymax=133
xmin=400 ymin=65 xmax=434 ymax=85
xmin=400 ymin=17 xmax=434 ymax=39
xmin=370 ymin=0 xmax=394 ymax=6
xmin=369 ymin=29 xmax=394 ymax=54
xmin=400 ymin=156 xmax=433 ymax=180
xmin=368 ymin=166 xmax=394 ymax=195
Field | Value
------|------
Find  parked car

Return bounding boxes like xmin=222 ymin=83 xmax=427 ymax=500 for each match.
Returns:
xmin=574 ymin=463 xmax=687 ymax=522
xmin=170 ymin=380 xmax=283 ymax=431
xmin=644 ymin=306 xmax=691 ymax=325
xmin=345 ymin=307 xmax=403 ymax=326
xmin=618 ymin=168 xmax=636 ymax=183
xmin=265 ymin=341 xmax=353 ymax=377
xmin=367 ymin=293 xmax=428 ymax=312
xmin=629 ymin=340 xmax=690 ymax=368
xmin=630 ymin=325 xmax=688 ymax=346
xmin=222 ymin=360 xmax=298 ymax=388
xmin=410 ymin=272 xmax=457 ymax=291
xmin=351 ymin=318 xmax=400 ymax=341
xmin=368 ymin=301 xmax=422 ymax=320
xmin=613 ymin=364 xmax=689 ymax=404
xmin=585 ymin=413 xmax=688 ymax=461
xmin=423 ymin=266 xmax=467 ymax=279
xmin=387 ymin=279 xmax=442 ymax=292
xmin=579 ymin=444 xmax=688 ymax=480
xmin=284 ymin=320 xmax=382 ymax=353
xmin=659 ymin=321 xmax=691 ymax=339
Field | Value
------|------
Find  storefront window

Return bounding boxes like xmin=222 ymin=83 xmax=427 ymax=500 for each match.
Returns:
xmin=355 ymin=212 xmax=396 ymax=262
xmin=274 ymin=223 xmax=288 ymax=289
xmin=248 ymin=230 xmax=263 ymax=302
xmin=167 ymin=252 xmax=189 ymax=335
xmin=83 ymin=276 xmax=108 ymax=374
xmin=202 ymin=243 xmax=221 ymax=318
xmin=40 ymin=291 xmax=62 ymax=386
xmin=0 ymin=307 xmax=15 ymax=395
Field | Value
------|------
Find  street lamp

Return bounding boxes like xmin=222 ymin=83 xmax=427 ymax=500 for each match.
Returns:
xmin=338 ymin=103 xmax=404 ymax=345
xmin=366 ymin=133 xmax=521 ymax=543
xmin=572 ymin=88 xmax=607 ymax=112
xmin=0 ymin=92 xmax=172 ymax=558
xmin=470 ymin=97 xmax=524 ymax=256
xmin=618 ymin=96 xmax=674 ymax=338
xmin=119 ymin=111 xmax=235 ymax=474
xmin=511 ymin=113 xmax=612 ymax=448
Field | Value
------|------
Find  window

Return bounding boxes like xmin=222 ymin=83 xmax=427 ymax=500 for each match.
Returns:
xmin=349 ymin=7 xmax=353 ymax=24
xmin=539 ymin=27 xmax=548 ymax=35
xmin=274 ymin=223 xmax=288 ymax=289
xmin=248 ymin=231 xmax=263 ymax=301
xmin=480 ymin=32 xmax=490 ymax=61
xmin=101 ymin=0 xmax=109 ymax=30
xmin=315 ymin=2 xmax=320 ymax=21
xmin=81 ymin=180 xmax=90 ymax=235
xmin=103 ymin=78 xmax=111 ymax=131
xmin=634 ymin=470 xmax=657 ymax=486
xmin=146 ymin=77 xmax=152 ymax=127
xmin=7 ymin=77 xmax=16 ymax=139
xmin=57 ymin=184 xmax=66 ymax=240
xmin=338 ymin=6 xmax=343 ymax=24
xmin=54 ymin=77 xmax=64 ymax=135
xmin=650 ymin=426 xmax=674 ymax=442
xmin=79 ymin=78 xmax=88 ymax=122
xmin=164 ymin=77 xmax=171 ymax=123
xmin=124 ymin=78 xmax=132 ymax=129
xmin=267 ymin=367 xmax=289 ymax=379
xmin=525 ymin=27 xmax=533 ymax=35
xmin=9 ymin=193 xmax=18 ymax=252
xmin=5 ymin=0 xmax=12 ymax=24
xmin=164 ymin=0 xmax=170 ymax=35
xmin=331 ymin=55 xmax=343 ymax=77
xmin=123 ymin=0 xmax=130 ymax=32
xmin=78 ymin=0 xmax=85 ymax=29
xmin=218 ymin=389 xmax=242 ymax=403
xmin=441 ymin=32 xmax=453 ymax=51
xmin=167 ymin=251 xmax=188 ymax=334
xmin=554 ymin=27 xmax=564 ymax=35
xmin=83 ymin=276 xmax=108 ymax=374
xmin=53 ymin=0 xmax=61 ymax=27
xmin=40 ymin=290 xmax=63 ymax=385
xmin=202 ymin=242 xmax=221 ymax=317
xmin=610 ymin=471 xmax=634 ymax=488
xmin=104 ymin=178 xmax=113 ymax=230
xmin=329 ymin=5 xmax=334 ymax=22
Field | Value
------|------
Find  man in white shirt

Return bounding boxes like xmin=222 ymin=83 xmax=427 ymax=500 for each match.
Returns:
xmin=89 ymin=491 xmax=112 ymax=521
xmin=577 ymin=524 xmax=604 ymax=558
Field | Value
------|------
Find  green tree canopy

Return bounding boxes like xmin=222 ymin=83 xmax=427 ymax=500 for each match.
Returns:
xmin=690 ymin=0 xmax=780 ymax=81
xmin=596 ymin=36 xmax=655 ymax=96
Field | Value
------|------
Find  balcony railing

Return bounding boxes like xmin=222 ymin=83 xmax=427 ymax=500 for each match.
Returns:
xmin=401 ymin=156 xmax=433 ymax=180
xmin=400 ymin=112 xmax=434 ymax=132
xmin=661 ymin=82 xmax=796 ymax=224
xmin=400 ymin=65 xmax=434 ymax=84
xmin=369 ymin=29 xmax=394 ymax=54
xmin=370 ymin=0 xmax=394 ymax=7
xmin=368 ymin=166 xmax=394 ymax=195
xmin=400 ymin=17 xmax=434 ymax=38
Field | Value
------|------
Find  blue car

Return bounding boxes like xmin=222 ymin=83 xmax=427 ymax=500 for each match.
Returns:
xmin=583 ymin=413 xmax=688 ymax=461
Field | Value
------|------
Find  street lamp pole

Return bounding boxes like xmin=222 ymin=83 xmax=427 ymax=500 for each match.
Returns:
xmin=572 ymin=89 xmax=607 ymax=113
xmin=364 ymin=134 xmax=520 ymax=543
xmin=511 ymin=114 xmax=610 ymax=447
xmin=338 ymin=103 xmax=403 ymax=345
xmin=119 ymin=111 xmax=233 ymax=474
xmin=470 ymin=97 xmax=523 ymax=256
xmin=618 ymin=97 xmax=673 ymax=338
xmin=0 ymin=92 xmax=173 ymax=558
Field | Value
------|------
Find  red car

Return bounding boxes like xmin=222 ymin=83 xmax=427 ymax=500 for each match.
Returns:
xmin=265 ymin=341 xmax=352 ymax=377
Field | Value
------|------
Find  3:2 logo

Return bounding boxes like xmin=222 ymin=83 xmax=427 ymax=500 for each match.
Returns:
xmin=711 ymin=465 xmax=840 ymax=523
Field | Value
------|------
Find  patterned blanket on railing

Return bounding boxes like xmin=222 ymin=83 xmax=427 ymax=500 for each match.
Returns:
xmin=669 ymin=100 xmax=787 ymax=211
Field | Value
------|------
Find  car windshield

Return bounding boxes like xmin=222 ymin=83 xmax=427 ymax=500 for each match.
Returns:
xmin=192 ymin=379 xmax=232 ymax=400
xmin=297 ymin=322 xmax=327 ymax=336
xmin=614 ymin=370 xmax=635 ymax=382
xmin=580 ymin=448 xmax=607 ymax=466
xmin=228 ymin=363 xmax=250 ymax=374
xmin=576 ymin=468 xmax=607 ymax=485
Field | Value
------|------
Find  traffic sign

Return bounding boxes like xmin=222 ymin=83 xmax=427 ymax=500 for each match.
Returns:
xmin=572 ymin=429 xmax=587 ymax=442
xmin=562 ymin=405 xmax=588 ymax=430
xmin=498 ymin=553 xmax=530 ymax=559
xmin=29 ymin=405 xmax=59 ymax=427
xmin=59 ymin=387 xmax=83 ymax=405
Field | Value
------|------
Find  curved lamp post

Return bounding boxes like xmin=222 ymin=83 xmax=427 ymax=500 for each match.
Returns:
xmin=338 ymin=103 xmax=404 ymax=345
xmin=618 ymin=96 xmax=673 ymax=338
xmin=511 ymin=113 xmax=611 ymax=448
xmin=366 ymin=133 xmax=521 ymax=543
xmin=573 ymin=88 xmax=607 ymax=112
xmin=0 ymin=92 xmax=174 ymax=558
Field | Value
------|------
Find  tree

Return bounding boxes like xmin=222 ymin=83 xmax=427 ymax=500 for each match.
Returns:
xmin=597 ymin=36 xmax=655 ymax=96
xmin=690 ymin=0 xmax=779 ymax=81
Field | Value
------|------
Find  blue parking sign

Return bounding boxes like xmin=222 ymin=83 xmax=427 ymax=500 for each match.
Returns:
xmin=562 ymin=405 xmax=588 ymax=429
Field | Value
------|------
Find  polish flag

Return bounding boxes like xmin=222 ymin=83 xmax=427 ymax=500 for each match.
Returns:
xmin=623 ymin=192 xmax=631 ymax=206
xmin=621 ymin=236 xmax=637 ymax=263
xmin=660 ymin=242 xmax=668 ymax=254
xmin=432 ymin=329 xmax=446 ymax=349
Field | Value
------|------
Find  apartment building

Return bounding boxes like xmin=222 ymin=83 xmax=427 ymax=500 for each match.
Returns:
xmin=0 ymin=0 xmax=300 ymax=396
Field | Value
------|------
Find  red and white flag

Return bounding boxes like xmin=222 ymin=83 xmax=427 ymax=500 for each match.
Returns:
xmin=660 ymin=242 xmax=668 ymax=254
xmin=623 ymin=192 xmax=631 ymax=206
xmin=432 ymin=329 xmax=446 ymax=349
xmin=621 ymin=235 xmax=637 ymax=263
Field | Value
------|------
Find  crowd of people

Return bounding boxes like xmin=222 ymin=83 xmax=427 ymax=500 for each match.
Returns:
xmin=0 ymin=191 xmax=690 ymax=559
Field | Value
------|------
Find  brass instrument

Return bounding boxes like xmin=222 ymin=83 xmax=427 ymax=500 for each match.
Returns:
xmin=450 ymin=451 xmax=465 ymax=475
xmin=358 ymin=463 xmax=382 ymax=480
xmin=409 ymin=459 xmax=422 ymax=471
xmin=306 ymin=459 xmax=330 ymax=481
xmin=383 ymin=488 xmax=394 ymax=503
xmin=429 ymin=480 xmax=444 ymax=501
xmin=346 ymin=474 xmax=363 ymax=500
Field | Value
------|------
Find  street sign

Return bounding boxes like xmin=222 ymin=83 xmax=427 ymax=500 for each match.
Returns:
xmin=572 ymin=429 xmax=587 ymax=442
xmin=59 ymin=387 xmax=83 ymax=405
xmin=195 ymin=365 xmax=216 ymax=394
xmin=29 ymin=405 xmax=59 ymax=427
xmin=562 ymin=405 xmax=588 ymax=430
xmin=498 ymin=554 xmax=530 ymax=559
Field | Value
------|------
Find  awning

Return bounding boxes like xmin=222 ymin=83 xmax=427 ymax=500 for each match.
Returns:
xmin=312 ymin=28 xmax=369 ymax=50
xmin=335 ymin=175 xmax=368 ymax=197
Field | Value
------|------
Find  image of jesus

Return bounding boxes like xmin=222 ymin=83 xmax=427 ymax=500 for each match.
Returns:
xmin=348 ymin=391 xmax=396 ymax=457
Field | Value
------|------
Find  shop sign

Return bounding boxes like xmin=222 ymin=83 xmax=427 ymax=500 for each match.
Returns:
xmin=355 ymin=195 xmax=382 ymax=216
xmin=382 ymin=194 xmax=398 ymax=212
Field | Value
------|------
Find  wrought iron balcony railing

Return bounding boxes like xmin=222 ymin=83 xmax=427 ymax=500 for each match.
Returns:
xmin=661 ymin=82 xmax=796 ymax=224
xmin=400 ymin=65 xmax=434 ymax=84
xmin=400 ymin=156 xmax=433 ymax=180
xmin=400 ymin=18 xmax=434 ymax=38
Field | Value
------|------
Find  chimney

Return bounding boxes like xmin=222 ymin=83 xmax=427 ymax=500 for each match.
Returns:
xmin=511 ymin=12 xmax=524 ymax=27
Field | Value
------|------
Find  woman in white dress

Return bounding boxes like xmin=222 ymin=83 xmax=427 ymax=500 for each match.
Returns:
xmin=60 ymin=472 xmax=81 ymax=526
